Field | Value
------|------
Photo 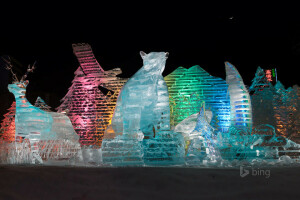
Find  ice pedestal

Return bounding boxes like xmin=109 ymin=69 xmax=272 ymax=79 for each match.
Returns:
xmin=101 ymin=137 xmax=144 ymax=166
xmin=143 ymin=131 xmax=185 ymax=165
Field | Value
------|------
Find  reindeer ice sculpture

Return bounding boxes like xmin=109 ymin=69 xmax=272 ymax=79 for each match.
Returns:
xmin=6 ymin=60 xmax=80 ymax=164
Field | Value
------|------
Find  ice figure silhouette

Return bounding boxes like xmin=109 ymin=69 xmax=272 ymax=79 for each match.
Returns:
xmin=6 ymin=63 xmax=80 ymax=164
xmin=102 ymin=51 xmax=184 ymax=165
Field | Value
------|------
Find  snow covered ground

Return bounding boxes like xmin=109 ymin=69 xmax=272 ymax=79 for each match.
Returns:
xmin=0 ymin=166 xmax=299 ymax=200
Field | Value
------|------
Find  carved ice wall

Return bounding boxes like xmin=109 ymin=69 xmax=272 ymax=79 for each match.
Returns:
xmin=164 ymin=65 xmax=230 ymax=132
xmin=57 ymin=43 xmax=127 ymax=146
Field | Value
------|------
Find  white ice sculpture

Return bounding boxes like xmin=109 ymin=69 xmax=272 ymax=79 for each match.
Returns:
xmin=225 ymin=62 xmax=252 ymax=133
xmin=102 ymin=51 xmax=185 ymax=165
xmin=175 ymin=108 xmax=213 ymax=141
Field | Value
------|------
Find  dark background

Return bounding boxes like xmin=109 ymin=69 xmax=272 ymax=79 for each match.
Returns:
xmin=1 ymin=2 xmax=300 ymax=121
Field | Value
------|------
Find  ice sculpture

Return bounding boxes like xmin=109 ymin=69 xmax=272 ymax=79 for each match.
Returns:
xmin=57 ymin=43 xmax=127 ymax=146
xmin=249 ymin=68 xmax=300 ymax=143
xmin=34 ymin=96 xmax=52 ymax=112
xmin=102 ymin=51 xmax=185 ymax=165
xmin=165 ymin=65 xmax=230 ymax=132
xmin=174 ymin=107 xmax=212 ymax=145
xmin=272 ymin=81 xmax=299 ymax=139
xmin=189 ymin=106 xmax=221 ymax=163
xmin=249 ymin=67 xmax=277 ymax=130
xmin=0 ymin=138 xmax=32 ymax=164
xmin=225 ymin=62 xmax=252 ymax=133
xmin=175 ymin=104 xmax=220 ymax=164
xmin=0 ymin=101 xmax=16 ymax=142
xmin=248 ymin=124 xmax=300 ymax=161
xmin=6 ymin=63 xmax=80 ymax=164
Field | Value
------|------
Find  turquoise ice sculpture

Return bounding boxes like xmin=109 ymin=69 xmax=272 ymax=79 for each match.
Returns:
xmin=219 ymin=62 xmax=253 ymax=160
xmin=175 ymin=104 xmax=221 ymax=165
xmin=102 ymin=51 xmax=185 ymax=165
xmin=7 ymin=66 xmax=80 ymax=164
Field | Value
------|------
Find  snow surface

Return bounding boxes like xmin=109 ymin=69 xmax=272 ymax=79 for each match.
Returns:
xmin=0 ymin=166 xmax=299 ymax=199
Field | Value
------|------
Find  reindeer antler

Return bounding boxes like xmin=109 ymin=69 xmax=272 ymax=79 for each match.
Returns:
xmin=20 ymin=61 xmax=36 ymax=82
xmin=2 ymin=56 xmax=19 ymax=83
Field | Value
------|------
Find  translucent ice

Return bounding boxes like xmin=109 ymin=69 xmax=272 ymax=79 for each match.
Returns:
xmin=225 ymin=62 xmax=252 ymax=133
xmin=8 ymin=81 xmax=80 ymax=164
xmin=184 ymin=105 xmax=221 ymax=165
xmin=102 ymin=52 xmax=184 ymax=165
xmin=57 ymin=43 xmax=127 ymax=146
xmin=165 ymin=65 xmax=231 ymax=132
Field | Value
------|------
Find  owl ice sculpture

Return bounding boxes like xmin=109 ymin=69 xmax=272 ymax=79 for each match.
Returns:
xmin=102 ymin=51 xmax=185 ymax=166
xmin=6 ymin=63 xmax=80 ymax=164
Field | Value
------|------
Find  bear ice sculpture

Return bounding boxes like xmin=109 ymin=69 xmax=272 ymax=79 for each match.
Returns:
xmin=102 ymin=52 xmax=184 ymax=165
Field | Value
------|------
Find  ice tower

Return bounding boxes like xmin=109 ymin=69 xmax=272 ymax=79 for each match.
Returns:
xmin=225 ymin=62 xmax=252 ymax=133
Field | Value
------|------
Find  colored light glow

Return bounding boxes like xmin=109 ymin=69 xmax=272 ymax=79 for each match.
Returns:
xmin=265 ymin=69 xmax=272 ymax=82
xmin=57 ymin=43 xmax=127 ymax=146
xmin=164 ymin=65 xmax=231 ymax=132
xmin=0 ymin=102 xmax=16 ymax=142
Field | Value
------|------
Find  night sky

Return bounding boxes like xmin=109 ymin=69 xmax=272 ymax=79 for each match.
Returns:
xmin=1 ymin=3 xmax=300 ymax=120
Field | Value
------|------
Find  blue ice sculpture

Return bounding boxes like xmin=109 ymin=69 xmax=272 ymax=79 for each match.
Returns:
xmin=175 ymin=104 xmax=221 ymax=165
xmin=102 ymin=51 xmax=185 ymax=166
xmin=8 ymin=79 xmax=80 ymax=164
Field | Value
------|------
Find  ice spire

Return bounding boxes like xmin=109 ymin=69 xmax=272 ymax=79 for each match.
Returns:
xmin=225 ymin=62 xmax=252 ymax=133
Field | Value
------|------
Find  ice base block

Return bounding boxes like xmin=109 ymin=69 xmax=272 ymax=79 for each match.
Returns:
xmin=101 ymin=137 xmax=144 ymax=166
xmin=143 ymin=131 xmax=185 ymax=166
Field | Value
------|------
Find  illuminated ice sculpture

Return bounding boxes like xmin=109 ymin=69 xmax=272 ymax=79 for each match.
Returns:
xmin=6 ymin=63 xmax=80 ymax=164
xmin=0 ymin=101 xmax=16 ymax=142
xmin=102 ymin=52 xmax=185 ymax=165
xmin=175 ymin=104 xmax=221 ymax=165
xmin=58 ymin=43 xmax=127 ymax=146
xmin=164 ymin=65 xmax=231 ymax=132
xmin=225 ymin=62 xmax=252 ymax=133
